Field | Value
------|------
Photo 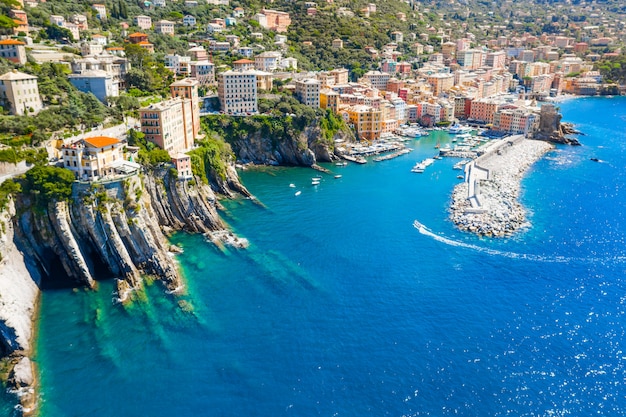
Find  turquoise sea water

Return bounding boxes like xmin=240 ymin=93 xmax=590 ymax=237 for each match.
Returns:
xmin=2 ymin=96 xmax=626 ymax=416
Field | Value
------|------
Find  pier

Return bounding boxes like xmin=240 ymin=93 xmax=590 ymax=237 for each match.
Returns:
xmin=373 ymin=148 xmax=412 ymax=162
xmin=450 ymin=135 xmax=554 ymax=237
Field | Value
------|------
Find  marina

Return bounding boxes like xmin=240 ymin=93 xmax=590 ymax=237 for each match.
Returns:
xmin=373 ymin=148 xmax=412 ymax=162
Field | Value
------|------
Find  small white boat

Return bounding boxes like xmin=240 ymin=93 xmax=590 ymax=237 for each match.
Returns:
xmin=411 ymin=162 xmax=425 ymax=173
xmin=289 ymin=183 xmax=296 ymax=188
xmin=312 ymin=180 xmax=320 ymax=186
xmin=295 ymin=191 xmax=301 ymax=196
xmin=334 ymin=175 xmax=342 ymax=179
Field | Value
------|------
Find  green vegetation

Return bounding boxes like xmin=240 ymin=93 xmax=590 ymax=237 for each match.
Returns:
xmin=0 ymin=179 xmax=21 ymax=211
xmin=596 ymin=55 xmax=626 ymax=84
xmin=127 ymin=129 xmax=172 ymax=166
xmin=0 ymin=148 xmax=48 ymax=165
xmin=123 ymin=44 xmax=175 ymax=97
xmin=22 ymin=165 xmax=75 ymax=210
xmin=0 ymin=0 xmax=19 ymax=36
xmin=188 ymin=137 xmax=233 ymax=184
xmin=203 ymin=96 xmax=351 ymax=162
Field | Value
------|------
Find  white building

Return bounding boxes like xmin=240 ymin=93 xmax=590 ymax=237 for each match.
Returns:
xmin=91 ymin=34 xmax=108 ymax=46
xmin=155 ymin=20 xmax=175 ymax=36
xmin=134 ymin=15 xmax=152 ymax=30
xmin=255 ymin=51 xmax=282 ymax=71
xmin=189 ymin=60 xmax=215 ymax=85
xmin=0 ymin=70 xmax=43 ymax=116
xmin=218 ymin=70 xmax=258 ymax=114
xmin=279 ymin=57 xmax=298 ymax=71
xmin=61 ymin=136 xmax=132 ymax=181
xmin=183 ymin=15 xmax=196 ymax=27
xmin=295 ymin=78 xmax=320 ymax=108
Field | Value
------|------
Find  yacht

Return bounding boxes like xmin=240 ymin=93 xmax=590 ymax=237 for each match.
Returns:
xmin=448 ymin=124 xmax=473 ymax=134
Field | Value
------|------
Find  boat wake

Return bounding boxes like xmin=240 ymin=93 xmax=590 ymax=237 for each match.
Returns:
xmin=412 ymin=220 xmax=618 ymax=264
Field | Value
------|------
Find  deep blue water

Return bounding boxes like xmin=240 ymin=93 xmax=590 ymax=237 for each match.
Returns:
xmin=2 ymin=97 xmax=626 ymax=416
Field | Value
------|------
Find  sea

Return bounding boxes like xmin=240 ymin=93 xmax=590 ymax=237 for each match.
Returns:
xmin=2 ymin=96 xmax=626 ymax=416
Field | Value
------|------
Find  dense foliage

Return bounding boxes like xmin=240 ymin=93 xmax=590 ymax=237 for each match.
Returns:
xmin=127 ymin=129 xmax=171 ymax=166
xmin=188 ymin=137 xmax=233 ymax=184
xmin=203 ymin=95 xmax=350 ymax=156
xmin=22 ymin=165 xmax=75 ymax=208
xmin=0 ymin=179 xmax=21 ymax=211
xmin=596 ymin=55 xmax=626 ymax=84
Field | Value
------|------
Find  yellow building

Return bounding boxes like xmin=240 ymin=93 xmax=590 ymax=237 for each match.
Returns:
xmin=320 ymin=89 xmax=339 ymax=114
xmin=343 ymin=105 xmax=382 ymax=141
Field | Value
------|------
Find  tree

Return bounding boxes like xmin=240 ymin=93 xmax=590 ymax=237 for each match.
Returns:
xmin=124 ymin=44 xmax=153 ymax=69
xmin=24 ymin=165 xmax=75 ymax=207
xmin=45 ymin=24 xmax=75 ymax=42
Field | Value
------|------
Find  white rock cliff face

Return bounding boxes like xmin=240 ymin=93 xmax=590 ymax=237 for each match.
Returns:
xmin=0 ymin=201 xmax=39 ymax=355
xmin=0 ymin=167 xmax=252 ymax=414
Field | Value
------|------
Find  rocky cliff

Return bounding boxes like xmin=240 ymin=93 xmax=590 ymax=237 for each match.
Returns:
xmin=534 ymin=103 xmax=582 ymax=145
xmin=0 ymin=166 xmax=251 ymax=415
xmin=201 ymin=110 xmax=355 ymax=168
xmin=231 ymin=123 xmax=354 ymax=166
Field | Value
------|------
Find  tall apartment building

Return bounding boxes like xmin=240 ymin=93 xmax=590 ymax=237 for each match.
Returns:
xmin=139 ymin=98 xmax=194 ymax=156
xmin=426 ymin=73 xmax=454 ymax=97
xmin=330 ymin=68 xmax=349 ymax=85
xmin=485 ymin=51 xmax=506 ymax=70
xmin=170 ymin=78 xmax=200 ymax=140
xmin=295 ymin=79 xmax=321 ymax=108
xmin=469 ymin=98 xmax=502 ymax=124
xmin=0 ymin=70 xmax=43 ymax=116
xmin=217 ymin=70 xmax=258 ymax=114
xmin=343 ymin=105 xmax=382 ymax=141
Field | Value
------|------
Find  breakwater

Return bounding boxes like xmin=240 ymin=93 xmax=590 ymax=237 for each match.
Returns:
xmin=450 ymin=135 xmax=554 ymax=237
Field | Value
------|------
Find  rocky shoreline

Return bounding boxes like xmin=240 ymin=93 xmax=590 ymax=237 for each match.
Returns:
xmin=450 ymin=138 xmax=554 ymax=237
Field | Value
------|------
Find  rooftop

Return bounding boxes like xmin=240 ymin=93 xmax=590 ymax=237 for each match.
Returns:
xmin=83 ymin=136 xmax=120 ymax=148
xmin=0 ymin=39 xmax=25 ymax=45
xmin=0 ymin=70 xmax=37 ymax=81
